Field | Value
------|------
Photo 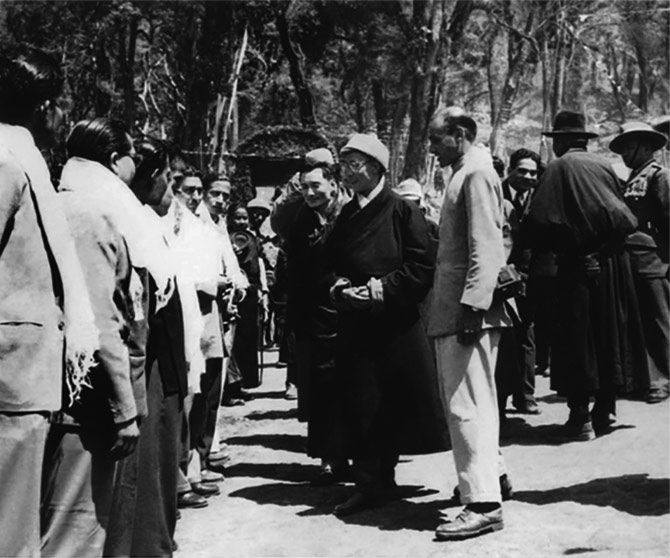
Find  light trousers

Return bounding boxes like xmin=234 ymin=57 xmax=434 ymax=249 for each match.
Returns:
xmin=434 ymin=329 xmax=504 ymax=504
xmin=0 ymin=413 xmax=49 ymax=558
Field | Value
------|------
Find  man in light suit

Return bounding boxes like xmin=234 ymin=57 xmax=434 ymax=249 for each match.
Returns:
xmin=427 ymin=107 xmax=512 ymax=541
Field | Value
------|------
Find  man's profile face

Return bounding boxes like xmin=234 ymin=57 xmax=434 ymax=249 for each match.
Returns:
xmin=428 ymin=125 xmax=460 ymax=167
xmin=177 ymin=176 xmax=203 ymax=214
xmin=508 ymin=158 xmax=538 ymax=192
xmin=204 ymin=180 xmax=231 ymax=217
xmin=300 ymin=167 xmax=336 ymax=210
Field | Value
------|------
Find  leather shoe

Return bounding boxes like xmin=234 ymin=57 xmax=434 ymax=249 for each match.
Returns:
xmin=435 ymin=507 xmax=503 ymax=541
xmin=549 ymin=419 xmax=595 ymax=443
xmin=310 ymin=465 xmax=354 ymax=487
xmin=200 ymin=469 xmax=224 ymax=483
xmin=453 ymin=474 xmax=513 ymax=504
xmin=177 ymin=491 xmax=208 ymax=509
xmin=647 ymin=387 xmax=670 ymax=404
xmin=209 ymin=451 xmax=232 ymax=466
xmin=515 ymin=401 xmax=541 ymax=415
xmin=192 ymin=482 xmax=220 ymax=497
xmin=333 ymin=491 xmax=386 ymax=517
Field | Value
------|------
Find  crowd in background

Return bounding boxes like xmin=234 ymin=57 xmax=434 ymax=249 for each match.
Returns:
xmin=0 ymin=47 xmax=668 ymax=557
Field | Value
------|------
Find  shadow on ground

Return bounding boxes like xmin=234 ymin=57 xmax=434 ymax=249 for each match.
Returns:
xmin=500 ymin=419 xmax=636 ymax=447
xmin=226 ymin=462 xmax=319 ymax=483
xmin=514 ymin=474 xmax=669 ymax=516
xmin=228 ymin=481 xmax=451 ymax=531
xmin=248 ymin=390 xmax=290 ymax=400
xmin=227 ymin=433 xmax=306 ymax=453
xmin=246 ymin=408 xmax=298 ymax=421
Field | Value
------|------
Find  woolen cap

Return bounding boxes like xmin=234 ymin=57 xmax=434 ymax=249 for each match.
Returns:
xmin=304 ymin=147 xmax=335 ymax=167
xmin=340 ymin=133 xmax=390 ymax=171
xmin=395 ymin=178 xmax=423 ymax=202
xmin=542 ymin=110 xmax=598 ymax=139
xmin=247 ymin=197 xmax=272 ymax=214
xmin=609 ymin=121 xmax=667 ymax=154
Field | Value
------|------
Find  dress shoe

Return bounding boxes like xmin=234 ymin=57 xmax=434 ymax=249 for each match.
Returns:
xmin=200 ymin=469 xmax=225 ymax=483
xmin=222 ymin=397 xmax=245 ymax=407
xmin=453 ymin=474 xmax=513 ymax=504
xmin=549 ymin=419 xmax=595 ymax=443
xmin=177 ymin=491 xmax=208 ymax=509
xmin=514 ymin=400 xmax=541 ymax=415
xmin=172 ymin=539 xmax=178 ymax=552
xmin=284 ymin=383 xmax=298 ymax=400
xmin=209 ymin=450 xmax=232 ymax=466
xmin=310 ymin=465 xmax=354 ymax=487
xmin=239 ymin=388 xmax=254 ymax=401
xmin=333 ymin=491 xmax=386 ymax=517
xmin=435 ymin=507 xmax=503 ymax=541
xmin=647 ymin=387 xmax=670 ymax=404
xmin=192 ymin=482 xmax=220 ymax=497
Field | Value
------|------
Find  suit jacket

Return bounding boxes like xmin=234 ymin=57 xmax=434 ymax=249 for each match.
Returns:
xmin=428 ymin=146 xmax=511 ymax=337
xmin=0 ymin=146 xmax=64 ymax=412
xmin=58 ymin=187 xmax=144 ymax=427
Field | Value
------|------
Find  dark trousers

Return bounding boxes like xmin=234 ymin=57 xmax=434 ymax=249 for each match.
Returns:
xmin=190 ymin=358 xmax=223 ymax=467
xmin=634 ymin=275 xmax=670 ymax=391
xmin=104 ymin=365 xmax=180 ymax=558
xmin=0 ymin=413 xmax=49 ymax=558
xmin=529 ymin=276 xmax=557 ymax=373
xmin=353 ymin=454 xmax=399 ymax=495
xmin=41 ymin=424 xmax=116 ymax=558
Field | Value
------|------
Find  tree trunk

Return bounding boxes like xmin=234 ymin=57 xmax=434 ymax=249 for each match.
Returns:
xmin=274 ymin=1 xmax=317 ymax=127
xmin=118 ymin=15 xmax=138 ymax=131
xmin=402 ymin=0 xmax=447 ymax=183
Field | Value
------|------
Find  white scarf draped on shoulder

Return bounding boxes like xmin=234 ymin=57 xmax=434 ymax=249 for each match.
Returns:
xmin=0 ymin=124 xmax=99 ymax=405
xmin=60 ymin=157 xmax=176 ymax=311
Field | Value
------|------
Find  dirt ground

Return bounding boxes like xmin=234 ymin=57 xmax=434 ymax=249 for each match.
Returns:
xmin=175 ymin=349 xmax=670 ymax=558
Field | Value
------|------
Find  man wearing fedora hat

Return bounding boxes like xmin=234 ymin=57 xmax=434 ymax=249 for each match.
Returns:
xmin=610 ymin=122 xmax=670 ymax=403
xmin=525 ymin=110 xmax=645 ymax=442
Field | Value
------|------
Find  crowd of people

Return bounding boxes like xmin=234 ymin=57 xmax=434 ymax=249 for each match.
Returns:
xmin=0 ymin=47 xmax=668 ymax=557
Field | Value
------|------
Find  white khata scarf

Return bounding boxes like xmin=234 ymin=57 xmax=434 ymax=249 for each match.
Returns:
xmin=60 ymin=157 xmax=175 ymax=311
xmin=0 ymin=124 xmax=98 ymax=405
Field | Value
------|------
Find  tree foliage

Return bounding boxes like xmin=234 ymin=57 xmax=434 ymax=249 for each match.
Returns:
xmin=1 ymin=0 xmax=667 ymax=182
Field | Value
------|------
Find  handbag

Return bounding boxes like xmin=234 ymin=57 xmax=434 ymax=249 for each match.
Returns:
xmin=495 ymin=263 xmax=525 ymax=300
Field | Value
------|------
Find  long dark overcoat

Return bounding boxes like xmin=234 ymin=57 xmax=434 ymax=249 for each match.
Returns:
xmin=325 ymin=186 xmax=448 ymax=458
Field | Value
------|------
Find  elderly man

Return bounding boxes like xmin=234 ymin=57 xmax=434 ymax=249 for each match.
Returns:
xmin=525 ymin=110 xmax=643 ymax=441
xmin=325 ymin=133 xmax=446 ymax=517
xmin=610 ymin=122 xmax=670 ymax=403
xmin=0 ymin=50 xmax=98 ymax=557
xmin=428 ymin=107 xmax=512 ymax=541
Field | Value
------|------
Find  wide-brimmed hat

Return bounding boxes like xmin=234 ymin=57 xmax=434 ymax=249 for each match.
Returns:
xmin=340 ymin=133 xmax=390 ymax=171
xmin=247 ymin=197 xmax=272 ymax=214
xmin=653 ymin=116 xmax=670 ymax=137
xmin=609 ymin=121 xmax=667 ymax=154
xmin=542 ymin=110 xmax=598 ymax=139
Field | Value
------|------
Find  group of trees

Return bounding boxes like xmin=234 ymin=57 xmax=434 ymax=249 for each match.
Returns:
xmin=1 ymin=0 xmax=667 ymax=185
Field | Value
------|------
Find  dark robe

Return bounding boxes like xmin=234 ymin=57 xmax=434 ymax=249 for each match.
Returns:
xmin=524 ymin=148 xmax=647 ymax=397
xmin=284 ymin=193 xmax=347 ymax=459
xmin=230 ymin=229 xmax=262 ymax=389
xmin=325 ymin=186 xmax=448 ymax=457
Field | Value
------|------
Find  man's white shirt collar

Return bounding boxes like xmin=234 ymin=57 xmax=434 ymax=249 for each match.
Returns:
xmin=356 ymin=176 xmax=385 ymax=209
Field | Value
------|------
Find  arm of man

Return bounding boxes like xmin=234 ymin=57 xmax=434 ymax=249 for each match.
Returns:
xmin=66 ymin=204 xmax=140 ymax=458
xmin=379 ymin=200 xmax=435 ymax=311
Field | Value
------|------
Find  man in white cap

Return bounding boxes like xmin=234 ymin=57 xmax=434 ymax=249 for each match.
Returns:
xmin=610 ymin=122 xmax=670 ymax=403
xmin=326 ymin=133 xmax=447 ymax=517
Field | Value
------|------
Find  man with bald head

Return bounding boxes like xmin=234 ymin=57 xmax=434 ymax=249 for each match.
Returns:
xmin=428 ymin=106 xmax=512 ymax=541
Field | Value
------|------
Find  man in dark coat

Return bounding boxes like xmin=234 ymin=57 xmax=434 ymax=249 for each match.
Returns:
xmin=325 ymin=133 xmax=447 ymax=517
xmin=609 ymin=122 xmax=670 ymax=403
xmin=272 ymin=148 xmax=351 ymax=485
xmin=524 ymin=110 xmax=645 ymax=442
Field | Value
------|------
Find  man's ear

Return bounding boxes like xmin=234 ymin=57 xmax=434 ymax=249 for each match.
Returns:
xmin=109 ymin=151 xmax=121 ymax=171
